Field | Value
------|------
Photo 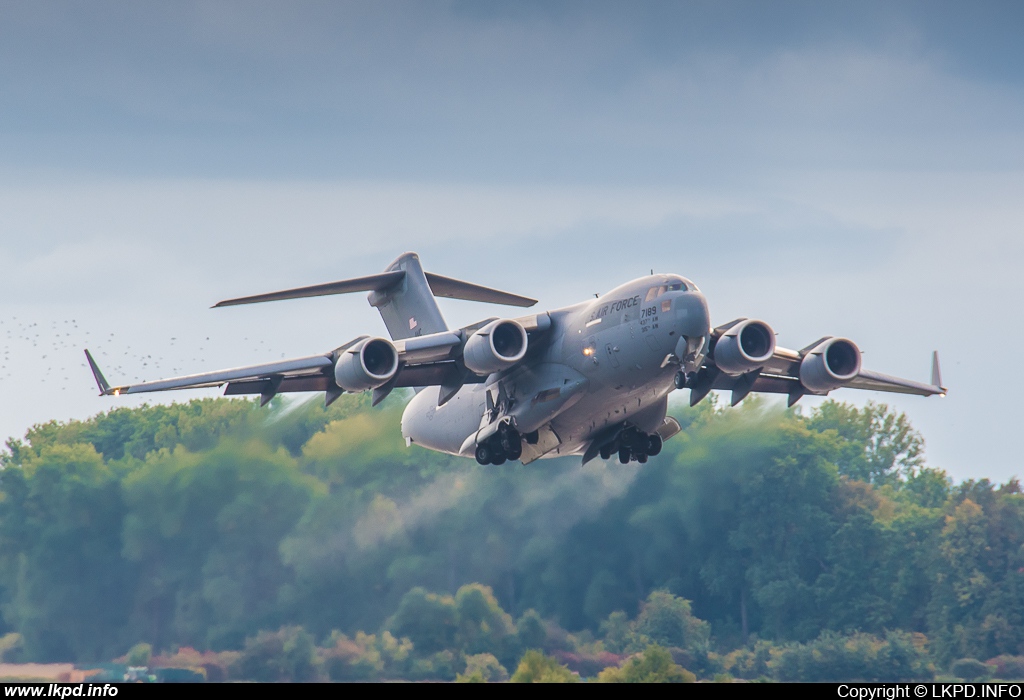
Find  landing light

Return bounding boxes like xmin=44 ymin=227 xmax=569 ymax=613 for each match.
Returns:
xmin=113 ymin=389 xmax=120 ymax=396
xmin=583 ymin=347 xmax=594 ymax=356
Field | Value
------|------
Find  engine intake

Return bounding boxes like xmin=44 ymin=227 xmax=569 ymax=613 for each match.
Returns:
xmin=334 ymin=337 xmax=399 ymax=391
xmin=463 ymin=319 xmax=528 ymax=374
xmin=713 ymin=319 xmax=776 ymax=375
xmin=799 ymin=337 xmax=862 ymax=393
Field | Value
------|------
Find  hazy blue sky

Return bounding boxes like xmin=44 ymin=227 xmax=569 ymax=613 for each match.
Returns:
xmin=1 ymin=1 xmax=1022 ymax=481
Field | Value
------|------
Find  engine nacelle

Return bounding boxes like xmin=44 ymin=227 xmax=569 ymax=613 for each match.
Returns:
xmin=799 ymin=337 xmax=862 ymax=393
xmin=713 ymin=319 xmax=777 ymax=375
xmin=463 ymin=319 xmax=528 ymax=374
xmin=334 ymin=337 xmax=399 ymax=392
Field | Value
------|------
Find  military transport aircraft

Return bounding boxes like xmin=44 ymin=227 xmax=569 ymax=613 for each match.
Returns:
xmin=85 ymin=252 xmax=945 ymax=466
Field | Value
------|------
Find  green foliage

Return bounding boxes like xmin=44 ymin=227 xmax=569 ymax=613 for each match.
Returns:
xmin=321 ymin=630 xmax=411 ymax=681
xmin=927 ymin=482 xmax=1024 ymax=665
xmin=510 ymin=649 xmax=578 ymax=683
xmin=125 ymin=642 xmax=152 ymax=667
xmin=0 ymin=442 xmax=133 ymax=661
xmin=599 ymin=611 xmax=631 ymax=654
xmin=770 ymin=631 xmax=933 ymax=682
xmin=120 ymin=440 xmax=320 ymax=650
xmin=456 ymin=653 xmax=509 ymax=682
xmin=408 ymin=650 xmax=460 ymax=681
xmin=985 ymin=655 xmax=1024 ymax=680
xmin=149 ymin=646 xmax=238 ymax=682
xmin=0 ymin=633 xmax=23 ymax=662
xmin=455 ymin=583 xmax=516 ymax=657
xmin=0 ymin=394 xmax=1020 ymax=681
xmin=386 ymin=588 xmax=458 ymax=655
xmin=234 ymin=625 xmax=319 ymax=682
xmin=632 ymin=590 xmax=709 ymax=651
xmin=805 ymin=400 xmax=924 ymax=485
xmin=596 ymin=644 xmax=695 ymax=683
xmin=723 ymin=639 xmax=774 ymax=680
xmin=516 ymin=610 xmax=549 ymax=652
xmin=951 ymin=658 xmax=991 ymax=681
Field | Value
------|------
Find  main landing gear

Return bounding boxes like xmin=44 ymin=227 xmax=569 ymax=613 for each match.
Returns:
xmin=475 ymin=423 xmax=525 ymax=465
xmin=599 ymin=426 xmax=662 ymax=465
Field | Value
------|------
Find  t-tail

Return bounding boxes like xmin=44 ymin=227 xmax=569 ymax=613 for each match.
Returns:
xmin=213 ymin=251 xmax=537 ymax=341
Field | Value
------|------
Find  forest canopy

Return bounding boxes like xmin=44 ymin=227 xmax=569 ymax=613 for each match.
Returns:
xmin=0 ymin=392 xmax=1019 ymax=681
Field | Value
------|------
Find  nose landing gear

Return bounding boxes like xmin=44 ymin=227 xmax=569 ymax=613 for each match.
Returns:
xmin=475 ymin=423 xmax=523 ymax=465
xmin=601 ymin=426 xmax=662 ymax=465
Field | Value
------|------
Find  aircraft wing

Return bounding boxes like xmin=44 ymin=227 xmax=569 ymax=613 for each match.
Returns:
xmin=86 ymin=311 xmax=553 ymax=407
xmin=690 ymin=321 xmax=946 ymax=407
xmin=86 ymin=348 xmax=338 ymax=404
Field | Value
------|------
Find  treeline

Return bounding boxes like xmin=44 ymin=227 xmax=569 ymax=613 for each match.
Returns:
xmin=0 ymin=392 xmax=1021 ymax=680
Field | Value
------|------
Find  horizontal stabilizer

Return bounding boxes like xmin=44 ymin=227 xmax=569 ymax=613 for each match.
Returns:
xmin=213 ymin=271 xmax=406 ymax=308
xmin=424 ymin=272 xmax=536 ymax=308
xmin=213 ymin=269 xmax=535 ymax=309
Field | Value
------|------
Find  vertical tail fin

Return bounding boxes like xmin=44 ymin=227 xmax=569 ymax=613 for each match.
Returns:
xmin=368 ymin=252 xmax=449 ymax=340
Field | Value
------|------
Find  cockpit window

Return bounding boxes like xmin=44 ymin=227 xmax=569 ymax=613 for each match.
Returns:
xmin=644 ymin=286 xmax=666 ymax=302
xmin=647 ymin=280 xmax=696 ymax=301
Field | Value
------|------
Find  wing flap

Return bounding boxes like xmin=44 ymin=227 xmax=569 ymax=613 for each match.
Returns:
xmin=224 ymin=375 xmax=333 ymax=396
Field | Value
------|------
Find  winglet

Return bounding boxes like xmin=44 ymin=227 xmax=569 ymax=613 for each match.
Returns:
xmin=931 ymin=351 xmax=947 ymax=396
xmin=84 ymin=349 xmax=113 ymax=396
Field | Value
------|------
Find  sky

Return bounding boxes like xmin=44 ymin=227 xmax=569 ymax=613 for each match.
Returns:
xmin=0 ymin=0 xmax=1022 ymax=481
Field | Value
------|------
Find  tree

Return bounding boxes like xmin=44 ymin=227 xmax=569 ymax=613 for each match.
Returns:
xmin=805 ymin=401 xmax=924 ymax=485
xmin=597 ymin=645 xmax=695 ymax=683
xmin=632 ymin=591 xmax=709 ymax=651
xmin=386 ymin=588 xmax=458 ymax=655
xmin=456 ymin=653 xmax=509 ymax=682
xmin=0 ymin=443 xmax=134 ymax=661
xmin=510 ymin=650 xmax=578 ymax=683
xmin=125 ymin=642 xmax=152 ymax=667
xmin=234 ymin=626 xmax=319 ymax=682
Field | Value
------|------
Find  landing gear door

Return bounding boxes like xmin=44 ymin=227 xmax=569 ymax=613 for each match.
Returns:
xmin=519 ymin=424 xmax=562 ymax=465
xmin=654 ymin=416 xmax=682 ymax=443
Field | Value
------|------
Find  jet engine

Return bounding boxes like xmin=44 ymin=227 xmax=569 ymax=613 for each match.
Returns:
xmin=799 ymin=337 xmax=862 ymax=393
xmin=713 ymin=319 xmax=776 ymax=375
xmin=334 ymin=337 xmax=400 ymax=391
xmin=463 ymin=319 xmax=528 ymax=374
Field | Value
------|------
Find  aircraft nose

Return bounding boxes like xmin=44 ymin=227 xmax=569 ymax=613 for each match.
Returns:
xmin=675 ymin=291 xmax=710 ymax=340
xmin=673 ymin=291 xmax=710 ymax=372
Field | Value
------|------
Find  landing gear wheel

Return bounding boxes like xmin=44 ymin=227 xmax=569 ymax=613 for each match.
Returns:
xmin=647 ymin=434 xmax=663 ymax=456
xmin=618 ymin=447 xmax=631 ymax=464
xmin=507 ymin=441 xmax=523 ymax=461
xmin=492 ymin=454 xmax=507 ymax=466
xmin=475 ymin=445 xmax=492 ymax=465
xmin=637 ymin=453 xmax=648 ymax=464
xmin=674 ymin=371 xmax=687 ymax=390
xmin=600 ymin=444 xmax=612 ymax=460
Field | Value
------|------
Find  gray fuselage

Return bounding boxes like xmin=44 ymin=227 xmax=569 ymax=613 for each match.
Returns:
xmin=401 ymin=274 xmax=711 ymax=461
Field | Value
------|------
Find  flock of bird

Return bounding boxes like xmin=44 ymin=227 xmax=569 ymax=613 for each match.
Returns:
xmin=0 ymin=316 xmax=285 ymax=393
